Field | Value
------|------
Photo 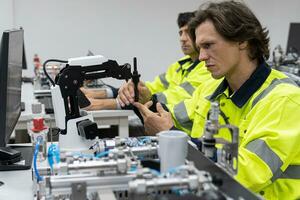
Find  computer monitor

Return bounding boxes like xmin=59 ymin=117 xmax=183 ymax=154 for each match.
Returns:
xmin=286 ymin=23 xmax=300 ymax=54
xmin=0 ymin=28 xmax=32 ymax=170
xmin=0 ymin=29 xmax=23 ymax=146
xmin=20 ymin=26 xmax=27 ymax=70
xmin=22 ymin=42 xmax=27 ymax=69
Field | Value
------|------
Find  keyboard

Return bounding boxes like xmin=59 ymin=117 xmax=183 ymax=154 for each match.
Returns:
xmin=0 ymin=146 xmax=33 ymax=171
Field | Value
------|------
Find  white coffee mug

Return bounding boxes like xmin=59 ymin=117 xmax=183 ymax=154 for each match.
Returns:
xmin=158 ymin=130 xmax=188 ymax=173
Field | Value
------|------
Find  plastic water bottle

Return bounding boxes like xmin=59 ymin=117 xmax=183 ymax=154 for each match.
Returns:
xmin=28 ymin=117 xmax=49 ymax=161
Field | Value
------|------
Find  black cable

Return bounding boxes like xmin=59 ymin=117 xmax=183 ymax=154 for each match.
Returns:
xmin=43 ymin=59 xmax=68 ymax=86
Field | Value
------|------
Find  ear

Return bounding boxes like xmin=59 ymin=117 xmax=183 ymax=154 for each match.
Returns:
xmin=239 ymin=41 xmax=248 ymax=50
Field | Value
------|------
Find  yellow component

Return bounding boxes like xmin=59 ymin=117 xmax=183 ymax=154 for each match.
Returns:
xmin=145 ymin=56 xmax=210 ymax=106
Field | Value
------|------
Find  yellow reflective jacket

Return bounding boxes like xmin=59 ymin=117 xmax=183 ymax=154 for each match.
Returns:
xmin=182 ymin=62 xmax=300 ymax=199
xmin=168 ymin=78 xmax=222 ymax=135
xmin=145 ymin=56 xmax=209 ymax=106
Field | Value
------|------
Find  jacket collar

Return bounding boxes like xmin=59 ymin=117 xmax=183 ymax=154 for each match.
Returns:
xmin=178 ymin=57 xmax=192 ymax=66
xmin=187 ymin=59 xmax=200 ymax=72
xmin=209 ymin=60 xmax=271 ymax=108
xmin=176 ymin=57 xmax=200 ymax=73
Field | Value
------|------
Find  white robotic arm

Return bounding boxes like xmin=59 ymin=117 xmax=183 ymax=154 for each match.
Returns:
xmin=52 ymin=55 xmax=109 ymax=130
xmin=67 ymin=55 xmax=108 ymax=66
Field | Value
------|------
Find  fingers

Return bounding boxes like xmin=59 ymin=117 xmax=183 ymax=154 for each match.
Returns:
xmin=137 ymin=81 xmax=152 ymax=104
xmin=117 ymin=81 xmax=135 ymax=107
xmin=144 ymin=101 xmax=153 ymax=109
xmin=116 ymin=95 xmax=125 ymax=107
xmin=128 ymin=81 xmax=135 ymax=99
xmin=156 ymin=103 xmax=168 ymax=116
xmin=133 ymin=101 xmax=154 ymax=119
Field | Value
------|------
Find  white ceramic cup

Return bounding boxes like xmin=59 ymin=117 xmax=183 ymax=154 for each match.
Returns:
xmin=158 ymin=130 xmax=188 ymax=173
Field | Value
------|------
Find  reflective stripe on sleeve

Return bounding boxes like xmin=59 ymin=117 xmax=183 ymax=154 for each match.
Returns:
xmin=174 ymin=101 xmax=193 ymax=130
xmin=246 ymin=139 xmax=283 ymax=177
xmin=272 ymin=165 xmax=300 ymax=181
xmin=180 ymin=82 xmax=195 ymax=96
xmin=159 ymin=73 xmax=169 ymax=89
xmin=252 ymin=78 xmax=297 ymax=108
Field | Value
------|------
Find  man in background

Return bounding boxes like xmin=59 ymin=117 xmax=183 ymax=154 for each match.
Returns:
xmin=117 ymin=12 xmax=210 ymax=116
xmin=83 ymin=12 xmax=210 ymax=113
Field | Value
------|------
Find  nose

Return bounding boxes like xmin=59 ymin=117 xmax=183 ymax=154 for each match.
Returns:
xmin=199 ymin=50 xmax=209 ymax=61
xmin=180 ymin=32 xmax=188 ymax=42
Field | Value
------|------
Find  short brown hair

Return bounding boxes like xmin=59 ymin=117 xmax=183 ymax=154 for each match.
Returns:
xmin=189 ymin=1 xmax=270 ymax=60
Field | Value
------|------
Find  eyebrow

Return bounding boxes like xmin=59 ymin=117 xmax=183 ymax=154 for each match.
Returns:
xmin=198 ymin=39 xmax=215 ymax=47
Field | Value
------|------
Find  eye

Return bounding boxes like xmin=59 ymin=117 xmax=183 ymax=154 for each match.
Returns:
xmin=202 ymin=43 xmax=212 ymax=49
xmin=179 ymin=31 xmax=183 ymax=36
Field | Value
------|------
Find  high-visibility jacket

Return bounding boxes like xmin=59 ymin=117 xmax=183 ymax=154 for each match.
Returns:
xmin=168 ymin=78 xmax=222 ymax=135
xmin=171 ymin=62 xmax=300 ymax=199
xmin=145 ymin=56 xmax=209 ymax=106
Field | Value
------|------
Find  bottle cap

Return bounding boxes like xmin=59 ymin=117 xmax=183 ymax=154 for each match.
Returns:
xmin=31 ymin=118 xmax=48 ymax=132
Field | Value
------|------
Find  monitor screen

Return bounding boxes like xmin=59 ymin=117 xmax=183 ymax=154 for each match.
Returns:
xmin=22 ymin=42 xmax=27 ymax=69
xmin=286 ymin=23 xmax=300 ymax=54
xmin=0 ymin=29 xmax=23 ymax=147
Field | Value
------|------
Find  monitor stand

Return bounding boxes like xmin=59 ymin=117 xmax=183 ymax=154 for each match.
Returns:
xmin=0 ymin=146 xmax=33 ymax=171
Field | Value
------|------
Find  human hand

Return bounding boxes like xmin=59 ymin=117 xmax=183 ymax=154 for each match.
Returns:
xmin=117 ymin=80 xmax=151 ymax=107
xmin=133 ymin=101 xmax=174 ymax=135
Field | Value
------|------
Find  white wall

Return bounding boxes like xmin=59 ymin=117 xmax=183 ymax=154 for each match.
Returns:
xmin=246 ymin=0 xmax=300 ymax=55
xmin=2 ymin=0 xmax=300 ymax=86
xmin=12 ymin=0 xmax=201 ymax=85
xmin=0 ymin=0 xmax=14 ymax=34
